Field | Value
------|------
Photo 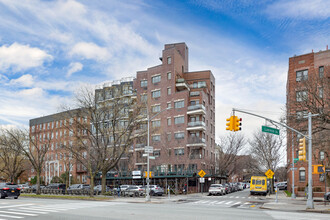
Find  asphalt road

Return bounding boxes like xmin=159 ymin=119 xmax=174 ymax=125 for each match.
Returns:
xmin=0 ymin=190 xmax=329 ymax=220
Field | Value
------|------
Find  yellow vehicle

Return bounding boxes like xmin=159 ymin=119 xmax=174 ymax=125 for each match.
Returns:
xmin=250 ymin=176 xmax=267 ymax=196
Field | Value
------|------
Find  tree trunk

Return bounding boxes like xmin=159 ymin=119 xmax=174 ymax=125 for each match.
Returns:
xmin=101 ymin=170 xmax=107 ymax=194
xmin=89 ymin=171 xmax=94 ymax=197
xmin=36 ymin=172 xmax=41 ymax=195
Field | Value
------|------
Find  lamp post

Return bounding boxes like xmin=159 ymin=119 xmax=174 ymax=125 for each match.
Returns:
xmin=146 ymin=107 xmax=171 ymax=202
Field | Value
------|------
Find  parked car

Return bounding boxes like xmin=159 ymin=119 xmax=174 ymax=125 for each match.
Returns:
xmin=120 ymin=185 xmax=131 ymax=192
xmin=126 ymin=186 xmax=144 ymax=197
xmin=276 ymin=182 xmax=287 ymax=190
xmin=31 ymin=184 xmax=46 ymax=193
xmin=67 ymin=184 xmax=90 ymax=193
xmin=208 ymin=184 xmax=225 ymax=196
xmin=94 ymin=185 xmax=110 ymax=193
xmin=0 ymin=182 xmax=21 ymax=199
xmin=45 ymin=183 xmax=66 ymax=193
xmin=237 ymin=182 xmax=244 ymax=191
xmin=146 ymin=185 xmax=164 ymax=196
xmin=223 ymin=183 xmax=231 ymax=194
xmin=324 ymin=192 xmax=330 ymax=201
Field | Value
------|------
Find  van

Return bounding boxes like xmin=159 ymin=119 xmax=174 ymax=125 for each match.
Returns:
xmin=250 ymin=176 xmax=267 ymax=196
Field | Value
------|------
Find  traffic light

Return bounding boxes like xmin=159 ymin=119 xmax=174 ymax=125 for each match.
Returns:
xmin=313 ymin=165 xmax=325 ymax=174
xmin=233 ymin=116 xmax=242 ymax=131
xmin=298 ymin=137 xmax=306 ymax=161
xmin=226 ymin=116 xmax=234 ymax=131
xmin=144 ymin=171 xmax=152 ymax=178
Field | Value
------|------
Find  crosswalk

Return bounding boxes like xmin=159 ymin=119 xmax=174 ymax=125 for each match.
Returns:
xmin=191 ymin=199 xmax=253 ymax=208
xmin=0 ymin=201 xmax=114 ymax=219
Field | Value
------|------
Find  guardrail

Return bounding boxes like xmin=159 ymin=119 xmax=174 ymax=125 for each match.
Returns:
xmin=22 ymin=188 xmax=106 ymax=196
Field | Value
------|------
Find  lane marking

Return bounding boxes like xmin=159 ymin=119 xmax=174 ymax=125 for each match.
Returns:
xmin=0 ymin=214 xmax=24 ymax=219
xmin=225 ymin=201 xmax=233 ymax=205
xmin=10 ymin=209 xmax=48 ymax=214
xmin=0 ymin=204 xmax=34 ymax=209
xmin=233 ymin=202 xmax=241 ymax=205
xmin=0 ymin=210 xmax=37 ymax=216
xmin=19 ymin=207 xmax=59 ymax=213
xmin=216 ymin=201 xmax=225 ymax=204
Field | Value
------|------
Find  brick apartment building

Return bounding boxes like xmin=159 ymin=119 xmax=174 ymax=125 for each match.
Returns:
xmin=286 ymin=48 xmax=329 ymax=197
xmin=29 ymin=43 xmax=218 ymax=192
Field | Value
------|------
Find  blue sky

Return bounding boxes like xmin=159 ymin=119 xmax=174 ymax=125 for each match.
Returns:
xmin=0 ymin=0 xmax=329 ymax=141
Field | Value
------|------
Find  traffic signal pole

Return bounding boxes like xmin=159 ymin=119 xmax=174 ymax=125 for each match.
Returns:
xmin=231 ymin=109 xmax=319 ymax=208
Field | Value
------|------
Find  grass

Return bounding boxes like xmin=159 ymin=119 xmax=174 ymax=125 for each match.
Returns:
xmin=284 ymin=190 xmax=292 ymax=197
xmin=20 ymin=193 xmax=114 ymax=201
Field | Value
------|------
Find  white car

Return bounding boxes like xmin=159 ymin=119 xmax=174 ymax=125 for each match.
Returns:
xmin=208 ymin=184 xmax=225 ymax=196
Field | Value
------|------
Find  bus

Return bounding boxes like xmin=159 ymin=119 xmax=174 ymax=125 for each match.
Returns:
xmin=250 ymin=176 xmax=267 ymax=196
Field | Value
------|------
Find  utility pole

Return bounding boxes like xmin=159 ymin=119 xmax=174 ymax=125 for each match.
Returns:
xmin=291 ymin=131 xmax=296 ymax=198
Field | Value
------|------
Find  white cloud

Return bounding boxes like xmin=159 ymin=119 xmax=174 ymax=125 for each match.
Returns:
xmin=67 ymin=62 xmax=83 ymax=77
xmin=18 ymin=87 xmax=44 ymax=97
xmin=9 ymin=74 xmax=34 ymax=87
xmin=265 ymin=0 xmax=330 ymax=20
xmin=0 ymin=43 xmax=52 ymax=72
xmin=69 ymin=42 xmax=110 ymax=61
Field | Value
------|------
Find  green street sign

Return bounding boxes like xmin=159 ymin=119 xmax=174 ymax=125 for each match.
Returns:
xmin=294 ymin=158 xmax=299 ymax=163
xmin=262 ymin=126 xmax=279 ymax=135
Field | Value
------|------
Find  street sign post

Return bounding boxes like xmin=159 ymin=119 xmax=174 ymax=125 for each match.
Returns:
xmin=144 ymin=146 xmax=153 ymax=153
xmin=198 ymin=169 xmax=206 ymax=178
xmin=262 ymin=126 xmax=280 ymax=135
xmin=265 ymin=169 xmax=274 ymax=178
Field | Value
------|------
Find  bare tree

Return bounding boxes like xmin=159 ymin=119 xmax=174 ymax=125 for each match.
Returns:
xmin=216 ymin=133 xmax=246 ymax=177
xmin=0 ymin=129 xmax=26 ymax=182
xmin=62 ymin=84 xmax=143 ymax=195
xmin=249 ymin=130 xmax=284 ymax=172
xmin=4 ymin=127 xmax=52 ymax=194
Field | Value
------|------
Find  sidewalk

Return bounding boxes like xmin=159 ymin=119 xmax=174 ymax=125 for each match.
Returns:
xmin=261 ymin=191 xmax=330 ymax=213
xmin=110 ymin=193 xmax=188 ymax=204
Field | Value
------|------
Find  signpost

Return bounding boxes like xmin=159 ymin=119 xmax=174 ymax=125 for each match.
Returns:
xmin=262 ymin=126 xmax=280 ymax=135
xmin=198 ymin=169 xmax=206 ymax=178
xmin=198 ymin=170 xmax=206 ymax=194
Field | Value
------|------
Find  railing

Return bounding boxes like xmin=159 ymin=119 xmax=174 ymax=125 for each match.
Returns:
xmin=189 ymin=154 xmax=203 ymax=159
xmin=187 ymin=104 xmax=205 ymax=111
xmin=176 ymin=78 xmax=185 ymax=83
xmin=187 ymin=121 xmax=205 ymax=127
xmin=187 ymin=137 xmax=205 ymax=144
xmin=190 ymin=91 xmax=200 ymax=96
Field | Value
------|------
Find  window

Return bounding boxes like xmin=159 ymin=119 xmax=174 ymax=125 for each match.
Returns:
xmin=167 ymin=72 xmax=171 ymax=80
xmin=140 ymin=80 xmax=147 ymax=87
xmin=174 ymin=148 xmax=184 ymax=155
xmin=167 ymin=56 xmax=171 ymax=64
xmin=174 ymin=132 xmax=184 ymax=139
xmin=319 ymin=87 xmax=323 ymax=98
xmin=175 ymin=116 xmax=184 ymax=124
xmin=152 ymin=75 xmax=161 ymax=84
xmin=296 ymin=69 xmax=308 ymax=81
xmin=299 ymin=169 xmax=306 ymax=181
xmin=153 ymin=150 xmax=160 ymax=157
xmin=152 ymin=105 xmax=161 ymax=113
xmin=296 ymin=110 xmax=308 ymax=119
xmin=320 ymin=151 xmax=324 ymax=160
xmin=151 ymin=120 xmax=161 ymax=127
xmin=167 ymin=87 xmax=171 ymax=95
xmin=152 ymin=90 xmax=161 ymax=98
xmin=141 ymin=94 xmax=147 ymax=102
xmin=174 ymin=100 xmax=184 ymax=109
xmin=319 ymin=66 xmax=324 ymax=78
xmin=167 ymin=102 xmax=171 ymax=108
xmin=198 ymin=81 xmax=206 ymax=88
xmin=167 ymin=118 xmax=171 ymax=126
xmin=296 ymin=91 xmax=308 ymax=102
xmin=152 ymin=135 xmax=161 ymax=142
xmin=167 ymin=133 xmax=171 ymax=141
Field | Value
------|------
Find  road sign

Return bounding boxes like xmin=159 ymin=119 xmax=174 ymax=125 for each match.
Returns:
xmin=290 ymin=167 xmax=297 ymax=170
xmin=199 ymin=178 xmax=205 ymax=183
xmin=132 ymin=170 xmax=141 ymax=176
xmin=198 ymin=169 xmax=206 ymax=178
xmin=149 ymin=156 xmax=155 ymax=160
xmin=294 ymin=158 xmax=299 ymax=163
xmin=325 ymin=168 xmax=330 ymax=172
xmin=132 ymin=175 xmax=141 ymax=179
xmin=265 ymin=169 xmax=274 ymax=178
xmin=144 ymin=146 xmax=153 ymax=153
xmin=262 ymin=126 xmax=279 ymax=135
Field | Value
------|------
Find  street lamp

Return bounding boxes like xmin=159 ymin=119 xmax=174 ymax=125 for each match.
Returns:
xmin=146 ymin=106 xmax=171 ymax=202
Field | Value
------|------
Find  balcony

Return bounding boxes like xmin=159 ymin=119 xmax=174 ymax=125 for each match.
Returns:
xmin=176 ymin=78 xmax=190 ymax=91
xmin=186 ymin=137 xmax=206 ymax=148
xmin=186 ymin=121 xmax=206 ymax=131
xmin=187 ymin=104 xmax=206 ymax=115
xmin=189 ymin=154 xmax=204 ymax=159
